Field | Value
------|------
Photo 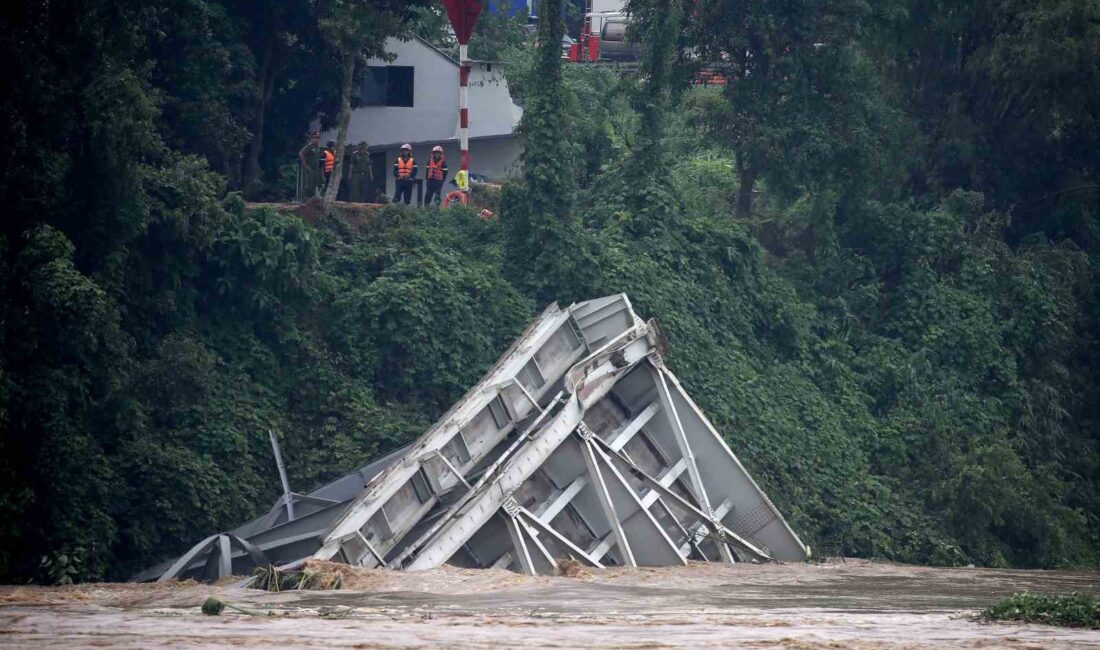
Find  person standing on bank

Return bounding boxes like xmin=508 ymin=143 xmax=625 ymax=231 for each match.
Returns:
xmin=297 ymin=131 xmax=322 ymax=199
xmin=393 ymin=143 xmax=417 ymax=205
xmin=424 ymin=145 xmax=448 ymax=206
xmin=319 ymin=140 xmax=336 ymax=195
xmin=344 ymin=142 xmax=373 ymax=203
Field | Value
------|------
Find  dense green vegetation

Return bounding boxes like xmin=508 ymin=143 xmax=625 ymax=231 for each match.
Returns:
xmin=0 ymin=0 xmax=1097 ymax=583
xmin=982 ymin=592 xmax=1100 ymax=628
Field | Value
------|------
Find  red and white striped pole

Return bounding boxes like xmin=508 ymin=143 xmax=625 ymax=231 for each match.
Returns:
xmin=459 ymin=42 xmax=470 ymax=176
xmin=443 ymin=1 xmax=482 ymax=185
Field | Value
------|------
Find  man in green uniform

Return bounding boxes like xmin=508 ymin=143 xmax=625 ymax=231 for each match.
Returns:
xmin=343 ymin=142 xmax=373 ymax=203
xmin=297 ymin=131 xmax=322 ymax=200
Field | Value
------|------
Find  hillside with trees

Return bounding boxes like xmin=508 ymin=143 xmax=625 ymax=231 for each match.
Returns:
xmin=0 ymin=0 xmax=1096 ymax=583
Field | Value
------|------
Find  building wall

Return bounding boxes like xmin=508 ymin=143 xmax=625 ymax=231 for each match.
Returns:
xmin=466 ymin=64 xmax=523 ymax=140
xmin=334 ymin=39 xmax=522 ymax=150
xmin=379 ymin=137 xmax=523 ymax=200
xmin=316 ymin=37 xmax=525 ymax=203
xmin=342 ymin=39 xmax=458 ymax=147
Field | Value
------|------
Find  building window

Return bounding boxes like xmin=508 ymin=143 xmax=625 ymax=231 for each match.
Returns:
xmin=361 ymin=66 xmax=414 ymax=107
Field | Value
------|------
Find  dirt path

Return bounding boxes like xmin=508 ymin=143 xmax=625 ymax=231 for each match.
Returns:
xmin=1 ymin=560 xmax=1097 ymax=649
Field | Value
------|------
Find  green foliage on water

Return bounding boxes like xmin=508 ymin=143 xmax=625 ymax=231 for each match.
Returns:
xmin=983 ymin=593 xmax=1100 ymax=628
xmin=0 ymin=0 xmax=1097 ymax=582
xmin=251 ymin=563 xmax=343 ymax=592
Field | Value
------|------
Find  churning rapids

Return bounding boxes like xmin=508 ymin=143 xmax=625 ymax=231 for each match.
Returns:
xmin=1 ymin=559 xmax=1097 ymax=648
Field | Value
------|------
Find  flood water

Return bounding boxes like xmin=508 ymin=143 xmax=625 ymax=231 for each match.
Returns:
xmin=1 ymin=559 xmax=1097 ymax=648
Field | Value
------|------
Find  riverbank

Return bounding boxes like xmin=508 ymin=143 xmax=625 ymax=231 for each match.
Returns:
xmin=1 ymin=560 xmax=1098 ymax=648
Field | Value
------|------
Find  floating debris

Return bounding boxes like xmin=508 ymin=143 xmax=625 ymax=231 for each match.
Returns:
xmin=201 ymin=596 xmax=265 ymax=617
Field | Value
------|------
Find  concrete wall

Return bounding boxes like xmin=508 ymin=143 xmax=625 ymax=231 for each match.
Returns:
xmin=466 ymin=63 xmax=524 ymax=140
xmin=378 ymin=137 xmax=523 ymax=201
xmin=331 ymin=38 xmax=522 ymax=150
xmin=341 ymin=39 xmax=458 ymax=147
xmin=315 ymin=37 xmax=525 ymax=203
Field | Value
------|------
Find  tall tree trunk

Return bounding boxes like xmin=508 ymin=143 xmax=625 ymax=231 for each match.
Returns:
xmin=324 ymin=51 xmax=356 ymax=210
xmin=736 ymin=154 xmax=756 ymax=219
xmin=242 ymin=35 xmax=277 ymax=199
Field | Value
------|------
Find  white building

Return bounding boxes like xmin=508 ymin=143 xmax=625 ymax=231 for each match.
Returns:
xmin=321 ymin=37 xmax=524 ymax=202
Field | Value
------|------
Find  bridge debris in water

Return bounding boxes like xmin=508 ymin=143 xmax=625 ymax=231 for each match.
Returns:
xmin=136 ymin=294 xmax=807 ymax=583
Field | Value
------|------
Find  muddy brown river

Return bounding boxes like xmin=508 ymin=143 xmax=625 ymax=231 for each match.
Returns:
xmin=1 ymin=559 xmax=1097 ymax=648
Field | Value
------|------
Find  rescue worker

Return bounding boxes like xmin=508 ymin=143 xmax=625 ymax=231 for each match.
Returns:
xmin=297 ymin=131 xmax=322 ymax=199
xmin=393 ymin=143 xmax=417 ymax=205
xmin=319 ymin=140 xmax=336 ymax=194
xmin=424 ymin=145 xmax=448 ymax=206
xmin=453 ymin=168 xmax=469 ymax=193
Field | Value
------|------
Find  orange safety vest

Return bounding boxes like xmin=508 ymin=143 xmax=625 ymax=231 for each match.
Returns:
xmin=427 ymin=157 xmax=446 ymax=181
xmin=396 ymin=156 xmax=415 ymax=179
xmin=322 ymin=150 xmax=335 ymax=173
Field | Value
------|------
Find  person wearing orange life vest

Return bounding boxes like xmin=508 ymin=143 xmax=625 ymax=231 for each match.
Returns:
xmin=319 ymin=140 xmax=336 ymax=194
xmin=423 ymin=145 xmax=449 ymax=206
xmin=392 ymin=143 xmax=417 ymax=205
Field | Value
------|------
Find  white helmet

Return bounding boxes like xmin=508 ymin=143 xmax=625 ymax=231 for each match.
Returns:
xmin=401 ymin=143 xmax=412 ymax=150
xmin=432 ymin=145 xmax=443 ymax=153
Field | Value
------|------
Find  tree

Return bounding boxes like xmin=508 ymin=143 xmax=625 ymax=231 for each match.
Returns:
xmin=141 ymin=1 xmax=254 ymax=184
xmin=315 ymin=0 xmax=424 ymax=210
xmin=690 ymin=0 xmax=881 ymax=218
xmin=610 ymin=0 xmax=686 ymax=232
xmin=1 ymin=0 xmax=1097 ymax=583
xmin=502 ymin=0 xmax=599 ymax=303
xmin=232 ymin=0 xmax=320 ymax=198
xmin=868 ymin=0 xmax=1100 ymax=241
xmin=625 ymin=0 xmax=683 ymax=175
xmin=469 ymin=8 xmax=529 ymax=61
xmin=519 ymin=0 xmax=575 ymax=222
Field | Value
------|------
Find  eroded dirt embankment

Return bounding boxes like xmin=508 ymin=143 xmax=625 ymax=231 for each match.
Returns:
xmin=1 ymin=560 xmax=1098 ymax=649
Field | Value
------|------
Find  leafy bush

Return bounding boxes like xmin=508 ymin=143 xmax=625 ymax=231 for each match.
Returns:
xmin=982 ymin=593 xmax=1100 ymax=628
xmin=1 ymin=0 xmax=1097 ymax=584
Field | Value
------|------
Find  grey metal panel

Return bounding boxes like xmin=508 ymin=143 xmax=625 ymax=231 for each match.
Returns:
xmin=580 ymin=432 xmax=637 ymax=567
xmin=229 ymin=444 xmax=410 ymax=541
xmin=314 ymin=302 xmax=591 ymax=565
xmin=570 ymin=294 xmax=638 ymax=349
xmin=584 ymin=435 xmax=685 ymax=566
xmin=405 ymin=333 xmax=655 ymax=570
xmin=655 ymin=364 xmax=809 ymax=561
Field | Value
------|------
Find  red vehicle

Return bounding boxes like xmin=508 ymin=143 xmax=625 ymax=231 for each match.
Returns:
xmin=560 ymin=0 xmax=725 ymax=87
xmin=567 ymin=10 xmax=638 ymax=62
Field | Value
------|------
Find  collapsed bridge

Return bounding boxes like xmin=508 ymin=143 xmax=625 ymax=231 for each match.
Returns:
xmin=135 ymin=295 xmax=807 ymax=582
